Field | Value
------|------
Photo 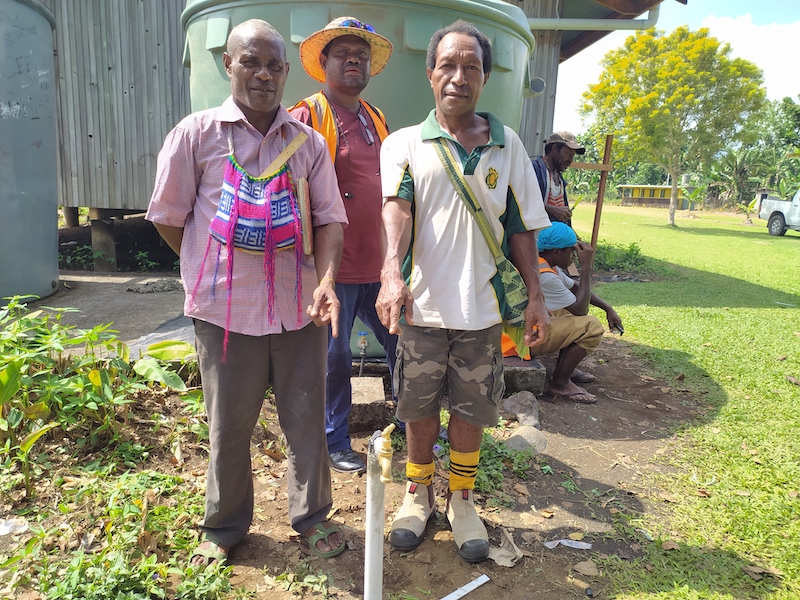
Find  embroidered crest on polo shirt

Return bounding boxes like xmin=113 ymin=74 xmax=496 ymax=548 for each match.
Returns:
xmin=486 ymin=167 xmax=499 ymax=190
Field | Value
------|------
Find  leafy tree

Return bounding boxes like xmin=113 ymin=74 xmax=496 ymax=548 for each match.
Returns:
xmin=581 ymin=26 xmax=766 ymax=225
xmin=752 ymin=146 xmax=800 ymax=195
xmin=567 ymin=131 xmax=602 ymax=203
xmin=712 ymin=147 xmax=763 ymax=207
xmin=623 ymin=163 xmax=665 ymax=186
xmin=774 ymin=96 xmax=800 ymax=150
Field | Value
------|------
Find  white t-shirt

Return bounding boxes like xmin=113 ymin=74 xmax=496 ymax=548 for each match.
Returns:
xmin=540 ymin=265 xmax=576 ymax=312
xmin=381 ymin=110 xmax=551 ymax=330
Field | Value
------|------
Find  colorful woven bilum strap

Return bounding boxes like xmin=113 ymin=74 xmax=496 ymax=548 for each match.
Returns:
xmin=209 ymin=160 xmax=296 ymax=252
xmin=194 ymin=156 xmax=303 ymax=360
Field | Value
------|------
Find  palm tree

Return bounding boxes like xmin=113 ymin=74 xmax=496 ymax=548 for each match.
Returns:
xmin=711 ymin=148 xmax=765 ymax=209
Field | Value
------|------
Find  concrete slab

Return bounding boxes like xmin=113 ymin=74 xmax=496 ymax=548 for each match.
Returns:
xmin=30 ymin=271 xmax=185 ymax=345
xmin=349 ymin=376 xmax=395 ymax=434
xmin=128 ymin=314 xmax=194 ymax=359
xmin=503 ymin=357 xmax=546 ymax=396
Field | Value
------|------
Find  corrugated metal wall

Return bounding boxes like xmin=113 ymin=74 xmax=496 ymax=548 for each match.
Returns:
xmin=42 ymin=0 xmax=189 ymax=211
xmin=514 ymin=0 xmax=561 ymax=155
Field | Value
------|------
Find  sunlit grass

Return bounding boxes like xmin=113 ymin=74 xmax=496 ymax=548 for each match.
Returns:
xmin=571 ymin=206 xmax=800 ymax=599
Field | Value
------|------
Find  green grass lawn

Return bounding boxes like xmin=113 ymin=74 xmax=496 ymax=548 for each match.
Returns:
xmin=571 ymin=206 xmax=800 ymax=599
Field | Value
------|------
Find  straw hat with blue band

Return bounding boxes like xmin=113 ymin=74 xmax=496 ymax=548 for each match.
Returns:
xmin=299 ymin=17 xmax=393 ymax=83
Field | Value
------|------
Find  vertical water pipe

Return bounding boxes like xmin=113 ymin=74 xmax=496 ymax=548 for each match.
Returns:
xmin=364 ymin=423 xmax=395 ymax=600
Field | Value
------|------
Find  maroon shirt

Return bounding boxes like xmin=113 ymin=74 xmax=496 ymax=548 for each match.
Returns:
xmin=290 ymin=98 xmax=384 ymax=284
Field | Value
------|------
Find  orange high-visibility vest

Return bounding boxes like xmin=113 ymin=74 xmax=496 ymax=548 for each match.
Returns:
xmin=291 ymin=92 xmax=389 ymax=163
xmin=538 ymin=256 xmax=556 ymax=275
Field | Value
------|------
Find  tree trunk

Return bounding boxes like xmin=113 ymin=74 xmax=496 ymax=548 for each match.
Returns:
xmin=667 ymin=168 xmax=680 ymax=226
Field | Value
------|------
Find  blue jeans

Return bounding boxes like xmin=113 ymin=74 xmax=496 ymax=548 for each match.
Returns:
xmin=326 ymin=282 xmax=397 ymax=453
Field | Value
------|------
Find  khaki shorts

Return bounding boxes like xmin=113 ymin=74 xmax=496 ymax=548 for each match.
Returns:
xmin=528 ymin=309 xmax=605 ymax=357
xmin=394 ymin=324 xmax=504 ymax=428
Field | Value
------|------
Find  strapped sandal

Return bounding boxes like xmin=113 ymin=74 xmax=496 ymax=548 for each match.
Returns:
xmin=570 ymin=369 xmax=597 ymax=384
xmin=305 ymin=522 xmax=346 ymax=559
xmin=446 ymin=489 xmax=489 ymax=563
xmin=189 ymin=539 xmax=228 ymax=568
xmin=390 ymin=481 xmax=435 ymax=551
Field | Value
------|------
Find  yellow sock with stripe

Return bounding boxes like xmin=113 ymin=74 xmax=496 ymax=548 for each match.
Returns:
xmin=449 ymin=450 xmax=480 ymax=491
xmin=406 ymin=461 xmax=435 ymax=487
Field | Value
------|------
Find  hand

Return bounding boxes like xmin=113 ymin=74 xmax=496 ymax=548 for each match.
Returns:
xmin=546 ymin=204 xmax=572 ymax=223
xmin=523 ymin=295 xmax=550 ymax=348
xmin=376 ymin=272 xmax=414 ymax=335
xmin=574 ymin=241 xmax=595 ymax=268
xmin=307 ymin=278 xmax=340 ymax=337
xmin=606 ymin=308 xmax=623 ymax=333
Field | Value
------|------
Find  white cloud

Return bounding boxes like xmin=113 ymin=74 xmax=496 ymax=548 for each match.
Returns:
xmin=702 ymin=14 xmax=800 ymax=101
xmin=552 ymin=33 xmax=627 ymax=133
xmin=553 ymin=15 xmax=800 ymax=134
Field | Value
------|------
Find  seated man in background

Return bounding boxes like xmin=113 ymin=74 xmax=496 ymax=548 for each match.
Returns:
xmin=502 ymin=222 xmax=623 ymax=404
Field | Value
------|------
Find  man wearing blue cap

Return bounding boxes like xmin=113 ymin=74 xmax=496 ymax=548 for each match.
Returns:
xmin=503 ymin=222 xmax=623 ymax=404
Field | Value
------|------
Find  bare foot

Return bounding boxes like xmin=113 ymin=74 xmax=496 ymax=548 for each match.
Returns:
xmin=546 ymin=379 xmax=597 ymax=404
xmin=303 ymin=520 xmax=345 ymax=557
xmin=190 ymin=540 xmax=230 ymax=566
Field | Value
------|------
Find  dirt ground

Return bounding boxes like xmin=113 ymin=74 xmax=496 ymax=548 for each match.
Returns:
xmin=28 ymin=220 xmax=705 ymax=598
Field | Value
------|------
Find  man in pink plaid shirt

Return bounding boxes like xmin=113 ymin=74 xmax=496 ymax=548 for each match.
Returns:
xmin=146 ymin=19 xmax=349 ymax=566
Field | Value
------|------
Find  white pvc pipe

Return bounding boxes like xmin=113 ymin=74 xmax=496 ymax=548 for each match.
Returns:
xmin=363 ymin=434 xmax=386 ymax=600
xmin=528 ymin=3 xmax=659 ymax=32
xmin=440 ymin=574 xmax=491 ymax=600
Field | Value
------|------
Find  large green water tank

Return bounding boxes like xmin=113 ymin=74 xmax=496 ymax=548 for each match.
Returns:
xmin=0 ymin=0 xmax=58 ymax=300
xmin=181 ymin=0 xmax=535 ymax=132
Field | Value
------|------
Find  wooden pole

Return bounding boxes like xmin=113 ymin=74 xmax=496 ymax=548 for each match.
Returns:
xmin=590 ymin=134 xmax=614 ymax=248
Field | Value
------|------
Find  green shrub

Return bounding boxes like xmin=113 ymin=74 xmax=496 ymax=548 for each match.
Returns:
xmin=593 ymin=241 xmax=650 ymax=272
xmin=0 ymin=297 xmax=189 ymax=496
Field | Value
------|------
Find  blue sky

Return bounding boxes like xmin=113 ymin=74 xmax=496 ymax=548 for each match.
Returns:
xmin=553 ymin=0 xmax=800 ymax=133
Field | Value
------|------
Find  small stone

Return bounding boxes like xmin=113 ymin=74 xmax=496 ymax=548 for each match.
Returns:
xmin=413 ymin=551 xmax=433 ymax=564
xmin=505 ymin=425 xmax=547 ymax=454
xmin=573 ymin=560 xmax=599 ymax=576
xmin=502 ymin=391 xmax=541 ymax=429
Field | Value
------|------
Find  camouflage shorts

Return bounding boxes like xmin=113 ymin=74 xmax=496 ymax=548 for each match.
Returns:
xmin=394 ymin=324 xmax=504 ymax=428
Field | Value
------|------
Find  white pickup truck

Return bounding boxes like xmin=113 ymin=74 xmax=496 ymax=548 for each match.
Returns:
xmin=757 ymin=189 xmax=800 ymax=236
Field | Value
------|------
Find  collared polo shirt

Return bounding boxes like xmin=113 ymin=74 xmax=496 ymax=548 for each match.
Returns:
xmin=146 ymin=97 xmax=348 ymax=335
xmin=380 ymin=109 xmax=551 ymax=330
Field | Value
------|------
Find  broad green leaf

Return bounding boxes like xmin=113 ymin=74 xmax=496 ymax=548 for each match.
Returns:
xmin=22 ymin=401 xmax=50 ymax=421
xmin=183 ymin=389 xmax=203 ymax=400
xmin=23 ymin=310 xmax=44 ymax=322
xmin=88 ymin=369 xmax=102 ymax=389
xmin=146 ymin=340 xmax=196 ymax=361
xmin=7 ymin=408 xmax=24 ymax=429
xmin=133 ymin=357 xmax=187 ymax=392
xmin=0 ymin=361 xmax=22 ymax=405
xmin=0 ymin=555 xmax=23 ymax=570
xmin=19 ymin=422 xmax=59 ymax=454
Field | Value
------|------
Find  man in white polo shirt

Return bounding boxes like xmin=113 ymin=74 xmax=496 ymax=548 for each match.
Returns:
xmin=376 ymin=20 xmax=551 ymax=563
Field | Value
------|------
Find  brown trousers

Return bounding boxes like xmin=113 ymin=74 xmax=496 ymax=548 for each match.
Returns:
xmin=194 ymin=320 xmax=332 ymax=547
